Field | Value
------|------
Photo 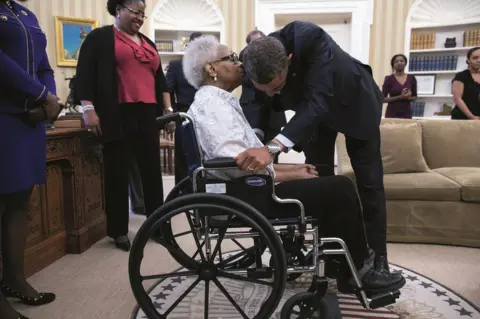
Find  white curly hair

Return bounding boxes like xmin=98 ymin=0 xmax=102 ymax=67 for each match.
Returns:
xmin=182 ymin=35 xmax=221 ymax=89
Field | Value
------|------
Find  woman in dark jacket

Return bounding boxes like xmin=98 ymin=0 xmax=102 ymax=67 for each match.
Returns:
xmin=0 ymin=1 xmax=57 ymax=318
xmin=76 ymin=0 xmax=170 ymax=251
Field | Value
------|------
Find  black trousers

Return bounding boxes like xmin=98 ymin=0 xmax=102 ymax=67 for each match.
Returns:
xmin=302 ymin=124 xmax=387 ymax=256
xmin=103 ymin=103 xmax=164 ymax=238
xmin=272 ymin=176 xmax=369 ymax=271
xmin=174 ymin=104 xmax=190 ymax=185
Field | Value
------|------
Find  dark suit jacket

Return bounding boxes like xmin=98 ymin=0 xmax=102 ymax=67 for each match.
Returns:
xmin=75 ymin=26 xmax=167 ymax=142
xmin=165 ymin=59 xmax=197 ymax=109
xmin=246 ymin=21 xmax=383 ymax=148
xmin=239 ymin=48 xmax=287 ymax=143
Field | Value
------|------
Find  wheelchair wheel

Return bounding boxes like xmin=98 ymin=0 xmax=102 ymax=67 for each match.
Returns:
xmin=129 ymin=193 xmax=287 ymax=319
xmin=280 ymin=292 xmax=331 ymax=319
xmin=162 ymin=177 xmax=265 ymax=271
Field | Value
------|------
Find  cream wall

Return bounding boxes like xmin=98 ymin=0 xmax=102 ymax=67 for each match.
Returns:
xmin=369 ymin=0 xmax=416 ymax=86
xmin=23 ymin=0 xmax=255 ymax=101
xmin=24 ymin=0 xmax=414 ymax=100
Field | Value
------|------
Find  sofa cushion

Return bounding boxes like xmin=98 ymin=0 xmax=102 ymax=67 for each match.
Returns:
xmin=383 ymin=172 xmax=461 ymax=201
xmin=420 ymin=120 xmax=480 ymax=169
xmin=433 ymin=167 xmax=480 ymax=202
xmin=380 ymin=122 xmax=430 ymax=174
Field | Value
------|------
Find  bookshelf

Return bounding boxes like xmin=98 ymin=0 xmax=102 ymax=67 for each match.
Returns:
xmin=148 ymin=0 xmax=225 ymax=73
xmin=404 ymin=0 xmax=480 ymax=119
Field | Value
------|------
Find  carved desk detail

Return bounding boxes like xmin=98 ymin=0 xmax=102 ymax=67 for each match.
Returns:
xmin=0 ymin=129 xmax=107 ymax=278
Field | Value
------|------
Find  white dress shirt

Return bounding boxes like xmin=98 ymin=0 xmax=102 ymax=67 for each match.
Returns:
xmin=187 ymin=85 xmax=275 ymax=180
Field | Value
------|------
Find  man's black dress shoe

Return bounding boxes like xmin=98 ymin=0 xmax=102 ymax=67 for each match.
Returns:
xmin=1 ymin=283 xmax=56 ymax=306
xmin=114 ymin=236 xmax=131 ymax=252
xmin=374 ymin=254 xmax=390 ymax=273
xmin=337 ymin=267 xmax=406 ymax=297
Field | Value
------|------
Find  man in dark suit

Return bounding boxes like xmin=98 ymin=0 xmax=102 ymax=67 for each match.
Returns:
xmin=165 ymin=32 xmax=202 ymax=184
xmin=238 ymin=21 xmax=391 ymax=273
xmin=239 ymin=29 xmax=287 ymax=164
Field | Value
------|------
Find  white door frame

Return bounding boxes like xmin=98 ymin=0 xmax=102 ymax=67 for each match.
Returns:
xmin=255 ymin=0 xmax=374 ymax=63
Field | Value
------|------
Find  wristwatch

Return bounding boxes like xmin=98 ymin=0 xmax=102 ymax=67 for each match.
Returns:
xmin=266 ymin=141 xmax=282 ymax=155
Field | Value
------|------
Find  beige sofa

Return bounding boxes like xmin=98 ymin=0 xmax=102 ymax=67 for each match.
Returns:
xmin=336 ymin=118 xmax=480 ymax=248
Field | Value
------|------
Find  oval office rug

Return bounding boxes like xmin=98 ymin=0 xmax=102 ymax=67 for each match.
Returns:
xmin=131 ymin=251 xmax=480 ymax=319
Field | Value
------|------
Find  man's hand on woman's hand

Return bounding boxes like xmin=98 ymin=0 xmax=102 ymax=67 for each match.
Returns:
xmin=235 ymin=147 xmax=274 ymax=172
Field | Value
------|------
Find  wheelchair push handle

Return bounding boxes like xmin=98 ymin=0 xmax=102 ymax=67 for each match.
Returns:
xmin=156 ymin=113 xmax=182 ymax=126
xmin=204 ymin=157 xmax=238 ymax=168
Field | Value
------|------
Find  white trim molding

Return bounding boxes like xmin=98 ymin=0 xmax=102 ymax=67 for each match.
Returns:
xmin=255 ymin=0 xmax=374 ymax=63
xmin=148 ymin=0 xmax=226 ymax=43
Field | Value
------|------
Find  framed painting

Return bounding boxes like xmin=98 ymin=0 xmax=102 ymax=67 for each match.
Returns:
xmin=54 ymin=16 xmax=98 ymax=67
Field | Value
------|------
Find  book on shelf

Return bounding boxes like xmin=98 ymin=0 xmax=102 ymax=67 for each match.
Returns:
xmin=156 ymin=40 xmax=174 ymax=52
xmin=410 ymin=32 xmax=436 ymax=50
xmin=411 ymin=101 xmax=426 ymax=117
xmin=409 ymin=55 xmax=458 ymax=72
xmin=464 ymin=29 xmax=480 ymax=47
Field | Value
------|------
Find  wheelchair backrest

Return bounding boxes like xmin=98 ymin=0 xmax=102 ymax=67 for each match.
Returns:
xmin=180 ymin=120 xmax=203 ymax=176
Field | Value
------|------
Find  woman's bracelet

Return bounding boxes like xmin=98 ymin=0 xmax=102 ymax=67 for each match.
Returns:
xmin=82 ymin=104 xmax=95 ymax=113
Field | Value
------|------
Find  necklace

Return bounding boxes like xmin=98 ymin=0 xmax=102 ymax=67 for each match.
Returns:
xmin=5 ymin=0 xmax=13 ymax=10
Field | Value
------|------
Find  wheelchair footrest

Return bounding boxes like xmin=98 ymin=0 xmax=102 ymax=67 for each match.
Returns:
xmin=368 ymin=290 xmax=401 ymax=309
xmin=247 ymin=267 xmax=273 ymax=279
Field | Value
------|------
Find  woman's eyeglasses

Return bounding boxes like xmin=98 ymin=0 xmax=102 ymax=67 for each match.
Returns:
xmin=123 ymin=6 xmax=147 ymax=19
xmin=210 ymin=53 xmax=240 ymax=65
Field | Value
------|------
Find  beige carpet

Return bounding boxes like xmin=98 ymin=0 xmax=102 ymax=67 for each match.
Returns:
xmin=12 ymin=177 xmax=480 ymax=319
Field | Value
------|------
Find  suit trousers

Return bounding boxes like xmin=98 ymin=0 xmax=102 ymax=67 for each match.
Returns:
xmin=174 ymin=124 xmax=188 ymax=184
xmin=173 ymin=104 xmax=191 ymax=185
xmin=272 ymin=176 xmax=369 ymax=272
xmin=103 ymin=103 xmax=164 ymax=238
xmin=302 ymin=124 xmax=387 ymax=255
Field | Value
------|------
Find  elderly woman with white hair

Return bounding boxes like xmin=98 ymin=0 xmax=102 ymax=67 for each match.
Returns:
xmin=183 ymin=35 xmax=405 ymax=295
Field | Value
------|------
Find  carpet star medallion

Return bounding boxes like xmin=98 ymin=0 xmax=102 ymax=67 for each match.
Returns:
xmin=131 ymin=251 xmax=480 ymax=318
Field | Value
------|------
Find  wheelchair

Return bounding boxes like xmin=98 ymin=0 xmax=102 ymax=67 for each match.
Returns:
xmin=128 ymin=112 xmax=401 ymax=318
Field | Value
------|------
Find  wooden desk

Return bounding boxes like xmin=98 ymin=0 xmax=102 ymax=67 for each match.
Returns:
xmin=1 ymin=128 xmax=106 ymax=277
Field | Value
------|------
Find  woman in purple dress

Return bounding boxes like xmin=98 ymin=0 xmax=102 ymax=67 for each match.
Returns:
xmin=382 ymin=54 xmax=417 ymax=119
xmin=0 ymin=0 xmax=58 ymax=318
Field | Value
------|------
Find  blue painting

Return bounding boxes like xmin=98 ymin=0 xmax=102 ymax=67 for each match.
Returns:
xmin=62 ymin=24 xmax=92 ymax=60
xmin=55 ymin=17 xmax=98 ymax=66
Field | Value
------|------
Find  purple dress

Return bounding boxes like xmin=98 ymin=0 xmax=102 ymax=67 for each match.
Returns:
xmin=0 ymin=2 xmax=55 ymax=194
xmin=382 ymin=74 xmax=417 ymax=119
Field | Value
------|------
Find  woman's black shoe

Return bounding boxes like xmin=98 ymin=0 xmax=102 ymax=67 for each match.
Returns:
xmin=1 ymin=283 xmax=56 ymax=306
xmin=114 ymin=236 xmax=131 ymax=251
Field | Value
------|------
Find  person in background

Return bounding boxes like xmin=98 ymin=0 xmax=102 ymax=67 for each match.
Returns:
xmin=239 ymin=29 xmax=286 ymax=164
xmin=128 ymin=160 xmax=145 ymax=215
xmin=382 ymin=54 xmax=417 ymax=119
xmin=0 ymin=0 xmax=58 ymax=318
xmin=75 ymin=0 xmax=169 ymax=251
xmin=165 ymin=32 xmax=203 ymax=184
xmin=451 ymin=47 xmax=480 ymax=120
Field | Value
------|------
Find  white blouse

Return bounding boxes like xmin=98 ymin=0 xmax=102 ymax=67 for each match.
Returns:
xmin=187 ymin=85 xmax=275 ymax=179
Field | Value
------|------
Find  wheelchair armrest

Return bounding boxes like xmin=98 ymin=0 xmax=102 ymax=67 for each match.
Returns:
xmin=204 ymin=157 xmax=238 ymax=169
xmin=156 ymin=113 xmax=181 ymax=126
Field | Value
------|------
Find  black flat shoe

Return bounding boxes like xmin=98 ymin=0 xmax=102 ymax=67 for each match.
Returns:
xmin=374 ymin=254 xmax=390 ymax=273
xmin=1 ymin=283 xmax=55 ymax=306
xmin=114 ymin=236 xmax=131 ymax=252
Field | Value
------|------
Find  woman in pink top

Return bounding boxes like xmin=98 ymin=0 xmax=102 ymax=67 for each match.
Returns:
xmin=76 ymin=0 xmax=172 ymax=251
